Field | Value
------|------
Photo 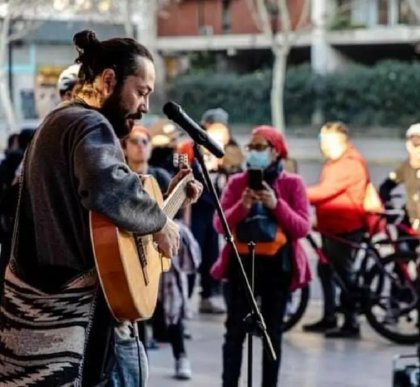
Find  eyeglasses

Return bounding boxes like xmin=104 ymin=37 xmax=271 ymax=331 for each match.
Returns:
xmin=127 ymin=138 xmax=149 ymax=146
xmin=245 ymin=143 xmax=271 ymax=152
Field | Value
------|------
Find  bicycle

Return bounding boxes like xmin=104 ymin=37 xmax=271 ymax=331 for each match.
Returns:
xmin=283 ymin=228 xmax=379 ymax=333
xmin=283 ymin=217 xmax=419 ymax=344
xmin=363 ymin=207 xmax=419 ymax=345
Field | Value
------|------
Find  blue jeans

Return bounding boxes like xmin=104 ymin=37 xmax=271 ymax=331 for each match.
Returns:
xmin=109 ymin=327 xmax=148 ymax=387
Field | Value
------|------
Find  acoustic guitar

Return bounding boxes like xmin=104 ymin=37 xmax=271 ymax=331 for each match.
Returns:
xmin=89 ymin=155 xmax=193 ymax=322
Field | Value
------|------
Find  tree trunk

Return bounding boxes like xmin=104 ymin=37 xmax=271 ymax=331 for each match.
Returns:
xmin=0 ymin=15 xmax=17 ymax=134
xmin=123 ymin=0 xmax=135 ymax=38
xmin=0 ymin=72 xmax=17 ymax=134
xmin=271 ymin=47 xmax=289 ymax=133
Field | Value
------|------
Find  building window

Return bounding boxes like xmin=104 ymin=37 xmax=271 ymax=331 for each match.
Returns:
xmin=222 ymin=0 xmax=231 ymax=33
xmin=399 ymin=0 xmax=416 ymax=24
xmin=378 ymin=0 xmax=389 ymax=24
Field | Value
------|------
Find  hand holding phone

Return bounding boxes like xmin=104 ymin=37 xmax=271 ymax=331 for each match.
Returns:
xmin=259 ymin=181 xmax=277 ymax=210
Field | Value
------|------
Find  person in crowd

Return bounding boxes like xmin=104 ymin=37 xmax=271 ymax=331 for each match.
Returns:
xmin=211 ymin=125 xmax=311 ymax=387
xmin=148 ymin=119 xmax=180 ymax=176
xmin=122 ymin=125 xmax=172 ymax=191
xmin=201 ymin=108 xmax=244 ymax=177
xmin=5 ymin=133 xmax=19 ymax=154
xmin=379 ymin=123 xmax=420 ymax=232
xmin=303 ymin=121 xmax=368 ymax=338
xmin=57 ymin=63 xmax=81 ymax=101
xmin=184 ymin=107 xmax=244 ymax=314
xmin=0 ymin=29 xmax=202 ymax=386
xmin=156 ymin=221 xmax=201 ymax=380
xmin=122 ymin=125 xmax=200 ymax=380
xmin=0 ymin=128 xmax=36 ymax=292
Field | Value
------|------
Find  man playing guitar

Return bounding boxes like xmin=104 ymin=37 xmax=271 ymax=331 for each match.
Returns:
xmin=0 ymin=30 xmax=202 ymax=387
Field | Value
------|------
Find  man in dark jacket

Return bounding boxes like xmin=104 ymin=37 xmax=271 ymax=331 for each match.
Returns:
xmin=304 ymin=122 xmax=368 ymax=338
xmin=0 ymin=30 xmax=202 ymax=387
xmin=379 ymin=123 xmax=420 ymax=231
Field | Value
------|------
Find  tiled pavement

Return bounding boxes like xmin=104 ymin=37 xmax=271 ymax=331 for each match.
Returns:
xmin=148 ymin=300 xmax=417 ymax=387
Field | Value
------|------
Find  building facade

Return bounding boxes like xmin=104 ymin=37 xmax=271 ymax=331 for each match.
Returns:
xmin=4 ymin=0 xmax=420 ymax=127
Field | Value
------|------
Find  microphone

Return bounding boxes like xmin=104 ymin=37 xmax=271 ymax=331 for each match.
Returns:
xmin=163 ymin=101 xmax=225 ymax=158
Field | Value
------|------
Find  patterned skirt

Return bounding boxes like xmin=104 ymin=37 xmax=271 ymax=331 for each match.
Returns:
xmin=0 ymin=265 xmax=97 ymax=386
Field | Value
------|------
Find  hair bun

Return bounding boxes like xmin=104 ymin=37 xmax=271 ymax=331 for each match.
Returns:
xmin=73 ymin=30 xmax=100 ymax=52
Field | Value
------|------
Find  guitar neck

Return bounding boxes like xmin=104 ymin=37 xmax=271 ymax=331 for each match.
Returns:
xmin=162 ymin=175 xmax=192 ymax=219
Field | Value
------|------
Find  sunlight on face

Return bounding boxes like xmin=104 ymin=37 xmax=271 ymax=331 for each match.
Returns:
xmin=207 ymin=123 xmax=230 ymax=148
xmin=406 ymin=135 xmax=420 ymax=159
xmin=319 ymin=128 xmax=347 ymax=160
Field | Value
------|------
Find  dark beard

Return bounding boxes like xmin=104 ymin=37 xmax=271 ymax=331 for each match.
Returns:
xmin=100 ymin=87 xmax=141 ymax=138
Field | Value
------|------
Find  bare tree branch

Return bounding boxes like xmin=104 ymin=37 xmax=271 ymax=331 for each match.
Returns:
xmin=256 ymin=0 xmax=274 ymax=36
xmin=0 ymin=15 xmax=10 ymax=66
xmin=245 ymin=0 xmax=266 ymax=32
xmin=0 ymin=0 xmax=133 ymax=134
xmin=407 ymin=0 xmax=420 ymax=22
xmin=245 ymin=0 xmax=309 ymax=132
xmin=277 ymin=0 xmax=291 ymax=34
xmin=295 ymin=0 xmax=311 ymax=30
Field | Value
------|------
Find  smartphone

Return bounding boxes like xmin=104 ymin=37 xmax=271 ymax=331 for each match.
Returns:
xmin=248 ymin=168 xmax=264 ymax=190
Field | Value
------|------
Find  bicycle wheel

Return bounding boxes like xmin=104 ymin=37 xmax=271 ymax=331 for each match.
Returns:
xmin=283 ymin=285 xmax=310 ymax=332
xmin=364 ymin=253 xmax=419 ymax=345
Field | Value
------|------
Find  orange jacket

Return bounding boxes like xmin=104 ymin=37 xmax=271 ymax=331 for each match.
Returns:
xmin=307 ymin=145 xmax=368 ymax=234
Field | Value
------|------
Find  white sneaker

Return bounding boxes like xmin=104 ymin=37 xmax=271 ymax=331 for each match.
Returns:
xmin=175 ymin=356 xmax=192 ymax=380
xmin=199 ymin=298 xmax=226 ymax=314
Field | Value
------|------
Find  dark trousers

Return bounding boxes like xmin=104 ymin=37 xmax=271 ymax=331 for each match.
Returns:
xmin=319 ymin=230 xmax=363 ymax=325
xmin=190 ymin=208 xmax=220 ymax=299
xmin=222 ymin=256 xmax=291 ymax=387
xmin=168 ymin=321 xmax=186 ymax=360
xmin=145 ymin=302 xmax=186 ymax=360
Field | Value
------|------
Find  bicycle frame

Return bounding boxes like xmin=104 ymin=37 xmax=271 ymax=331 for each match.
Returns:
xmin=305 ymin=230 xmax=383 ymax=304
xmin=369 ymin=208 xmax=419 ymax=287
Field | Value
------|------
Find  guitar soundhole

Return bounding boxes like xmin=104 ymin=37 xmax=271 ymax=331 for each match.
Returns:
xmin=134 ymin=233 xmax=149 ymax=285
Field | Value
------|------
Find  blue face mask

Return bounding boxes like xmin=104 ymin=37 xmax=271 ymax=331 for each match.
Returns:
xmin=246 ymin=149 xmax=271 ymax=169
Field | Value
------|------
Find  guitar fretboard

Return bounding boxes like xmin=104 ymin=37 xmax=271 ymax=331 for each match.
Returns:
xmin=162 ymin=175 xmax=192 ymax=219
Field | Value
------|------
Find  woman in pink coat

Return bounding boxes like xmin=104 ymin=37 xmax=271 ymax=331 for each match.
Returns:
xmin=211 ymin=126 xmax=311 ymax=387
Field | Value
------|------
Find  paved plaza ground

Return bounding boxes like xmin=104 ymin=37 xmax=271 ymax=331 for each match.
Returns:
xmin=148 ymin=300 xmax=417 ymax=387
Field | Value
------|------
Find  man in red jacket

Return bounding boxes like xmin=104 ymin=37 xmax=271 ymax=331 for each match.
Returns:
xmin=303 ymin=122 xmax=368 ymax=338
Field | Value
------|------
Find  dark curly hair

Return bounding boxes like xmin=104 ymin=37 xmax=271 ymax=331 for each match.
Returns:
xmin=73 ymin=30 xmax=154 ymax=85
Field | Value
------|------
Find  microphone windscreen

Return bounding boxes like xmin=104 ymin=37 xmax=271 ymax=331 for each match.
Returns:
xmin=162 ymin=101 xmax=180 ymax=119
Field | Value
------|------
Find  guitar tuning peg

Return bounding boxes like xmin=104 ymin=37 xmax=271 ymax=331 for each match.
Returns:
xmin=179 ymin=153 xmax=189 ymax=169
xmin=173 ymin=153 xmax=179 ymax=168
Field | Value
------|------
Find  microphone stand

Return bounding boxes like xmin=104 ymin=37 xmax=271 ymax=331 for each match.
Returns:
xmin=246 ymin=242 xmax=256 ymax=387
xmin=192 ymin=144 xmax=277 ymax=381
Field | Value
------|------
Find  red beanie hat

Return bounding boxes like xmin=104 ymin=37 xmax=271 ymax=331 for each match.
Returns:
xmin=251 ymin=125 xmax=288 ymax=159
